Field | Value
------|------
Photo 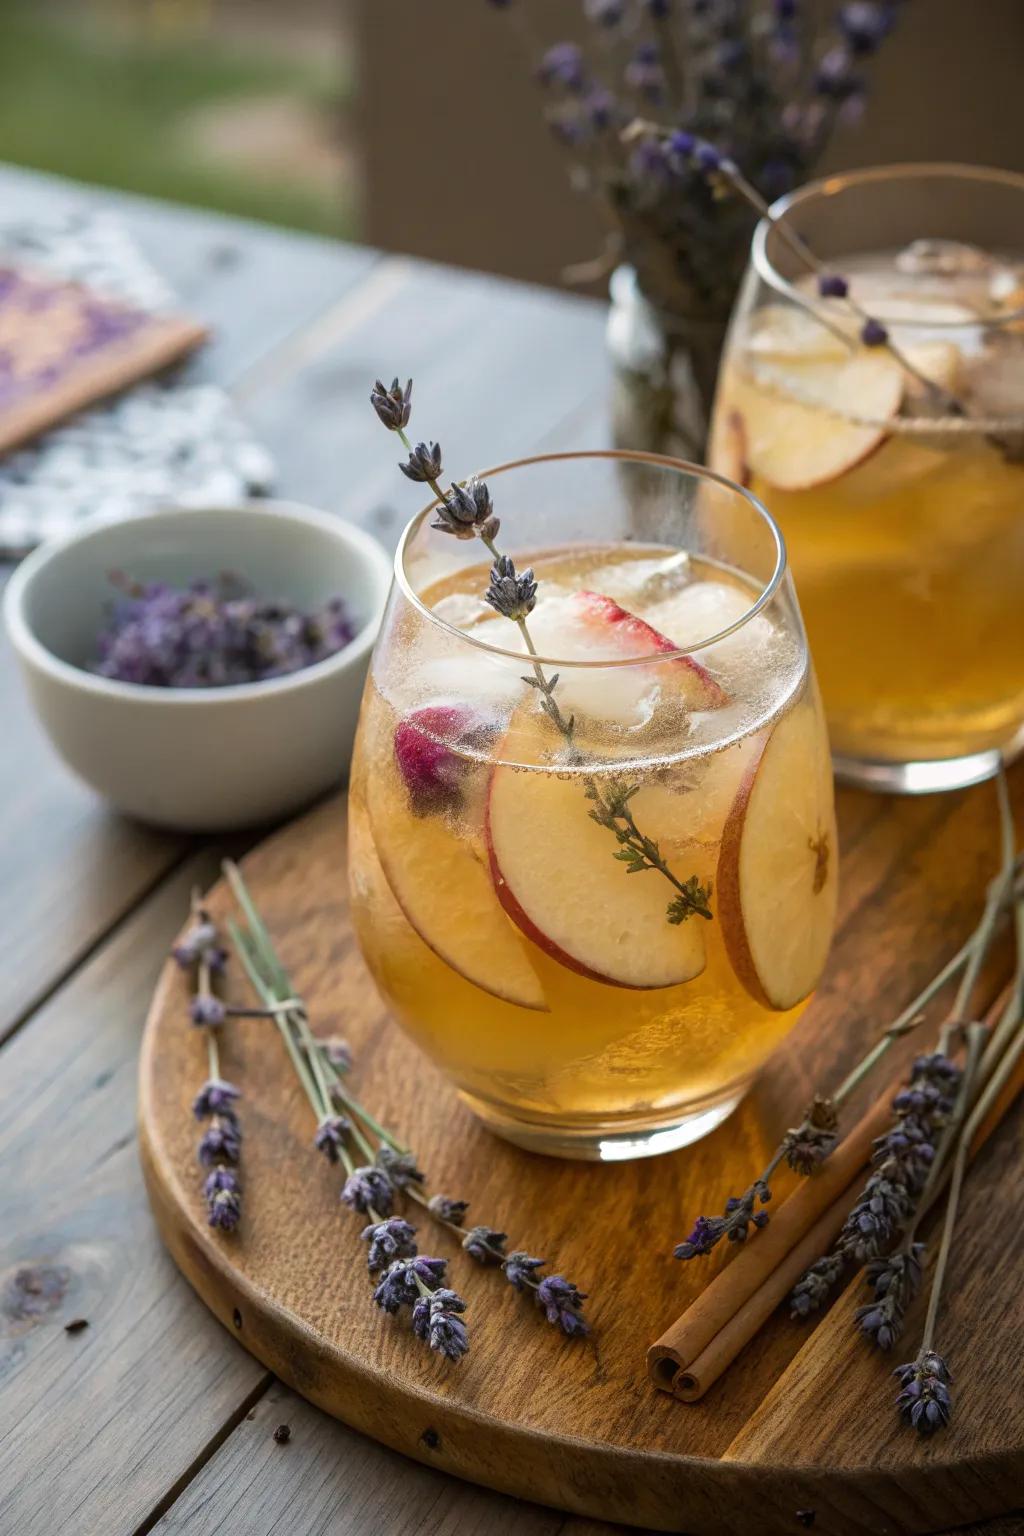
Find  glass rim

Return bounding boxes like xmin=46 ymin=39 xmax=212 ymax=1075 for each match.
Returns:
xmin=393 ymin=448 xmax=788 ymax=669
xmin=752 ymin=160 xmax=1024 ymax=330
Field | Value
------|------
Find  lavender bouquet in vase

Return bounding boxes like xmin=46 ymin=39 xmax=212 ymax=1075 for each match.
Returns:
xmin=488 ymin=0 xmax=906 ymax=459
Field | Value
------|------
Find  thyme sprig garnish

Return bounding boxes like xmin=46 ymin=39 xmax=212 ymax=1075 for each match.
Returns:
xmin=371 ymin=377 xmax=712 ymax=928
xmin=173 ymin=893 xmax=242 ymax=1232
xmin=222 ymin=858 xmax=591 ymax=1354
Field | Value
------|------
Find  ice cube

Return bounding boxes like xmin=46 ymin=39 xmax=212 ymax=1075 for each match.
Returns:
xmin=896 ymin=239 xmax=994 ymax=277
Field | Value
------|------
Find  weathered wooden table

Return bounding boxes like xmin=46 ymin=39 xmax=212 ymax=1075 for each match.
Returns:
xmin=1 ymin=165 xmax=1021 ymax=1536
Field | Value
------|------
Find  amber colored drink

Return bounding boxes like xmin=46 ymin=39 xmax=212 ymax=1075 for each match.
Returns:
xmin=348 ymin=462 xmax=837 ymax=1160
xmin=710 ymin=166 xmax=1024 ymax=791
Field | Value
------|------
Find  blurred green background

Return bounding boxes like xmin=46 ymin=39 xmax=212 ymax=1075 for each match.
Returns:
xmin=0 ymin=0 xmax=353 ymax=235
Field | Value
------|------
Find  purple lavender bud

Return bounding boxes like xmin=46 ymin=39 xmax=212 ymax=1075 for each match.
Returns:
xmin=205 ymin=1166 xmax=241 ymax=1231
xmin=645 ymin=0 xmax=672 ymax=15
xmin=341 ymin=1165 xmax=394 ymax=1216
xmin=675 ymin=1213 xmax=726 ymax=1259
xmin=205 ymin=946 xmax=229 ymax=975
xmin=361 ymin=1216 xmax=418 ymax=1272
xmin=861 ymin=318 xmax=889 ymax=347
xmin=503 ymin=1252 xmax=545 ymax=1290
xmin=894 ymin=1351 xmax=952 ymax=1435
xmin=790 ymin=1252 xmax=845 ymax=1319
xmin=399 ymin=441 xmax=442 ymax=483
xmin=694 ymin=141 xmax=722 ymax=173
xmin=313 ymin=1115 xmax=350 ymax=1163
xmin=172 ymin=919 xmax=219 ymax=968
xmin=376 ymin=1146 xmax=425 ymax=1189
xmin=423 ymin=1288 xmax=470 ymax=1361
xmin=535 ymin=1274 xmax=589 ymax=1336
xmin=839 ymin=1 xmax=895 ymax=55
xmin=625 ymin=44 xmax=665 ymax=102
xmin=370 ymin=376 xmax=412 ymax=431
xmin=818 ymin=272 xmax=849 ymax=299
xmin=373 ymin=1255 xmax=448 ymax=1314
xmin=433 ymin=477 xmax=494 ymax=540
xmin=538 ymin=42 xmax=585 ymax=91
xmin=193 ymin=1078 xmax=241 ymax=1119
xmin=774 ymin=0 xmax=798 ymax=16
xmin=816 ymin=45 xmax=861 ymax=99
xmin=372 ymin=1260 xmax=417 ymax=1315
xmin=428 ymin=1193 xmax=469 ymax=1226
xmin=189 ymin=994 xmax=226 ymax=1028
xmin=322 ymin=1038 xmax=354 ymax=1071
xmin=198 ymin=1119 xmax=241 ymax=1166
xmin=668 ymin=129 xmax=695 ymax=160
xmin=411 ymin=1294 xmax=431 ymax=1339
xmin=461 ymin=1225 xmax=507 ymax=1264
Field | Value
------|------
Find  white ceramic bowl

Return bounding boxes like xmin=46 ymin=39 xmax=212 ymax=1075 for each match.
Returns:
xmin=4 ymin=501 xmax=392 ymax=831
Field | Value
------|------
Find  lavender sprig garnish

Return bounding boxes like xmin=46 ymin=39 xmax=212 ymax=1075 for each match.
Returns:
xmin=677 ymin=774 xmax=1020 ymax=1266
xmin=178 ymin=893 xmax=242 ymax=1233
xmin=371 ymin=377 xmax=711 ymax=931
xmin=223 ymin=857 xmax=590 ymax=1343
xmin=624 ymin=123 xmax=971 ymax=422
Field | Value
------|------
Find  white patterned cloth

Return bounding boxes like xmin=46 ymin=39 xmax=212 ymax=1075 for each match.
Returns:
xmin=0 ymin=211 xmax=274 ymax=557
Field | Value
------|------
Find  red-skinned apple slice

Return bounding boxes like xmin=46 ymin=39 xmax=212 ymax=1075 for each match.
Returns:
xmin=369 ymin=738 xmax=548 ymax=1012
xmin=738 ymin=349 xmax=905 ymax=492
xmin=716 ymin=697 xmax=837 ymax=1011
xmin=513 ymin=588 xmax=727 ymax=734
xmin=487 ymin=706 xmax=710 ymax=990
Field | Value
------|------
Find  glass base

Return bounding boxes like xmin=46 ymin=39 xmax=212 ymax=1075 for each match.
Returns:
xmin=457 ymin=1081 xmax=748 ymax=1162
xmin=833 ymin=743 xmax=1018 ymax=796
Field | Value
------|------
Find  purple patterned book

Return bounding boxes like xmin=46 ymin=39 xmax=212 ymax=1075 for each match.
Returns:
xmin=0 ymin=264 xmax=207 ymax=455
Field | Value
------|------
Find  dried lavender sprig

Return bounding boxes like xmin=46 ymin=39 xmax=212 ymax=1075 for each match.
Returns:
xmin=674 ymin=937 xmax=972 ymax=1262
xmin=891 ymin=902 xmax=1024 ymax=1434
xmin=378 ymin=395 xmax=712 ymax=927
xmin=225 ymin=858 xmax=588 ymax=1338
xmin=314 ymin=1010 xmax=589 ymax=1334
xmin=791 ymin=775 xmax=1018 ymax=1311
xmin=179 ymin=892 xmax=242 ymax=1232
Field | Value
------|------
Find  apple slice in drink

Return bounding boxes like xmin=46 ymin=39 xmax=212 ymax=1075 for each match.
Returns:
xmin=716 ymin=699 xmax=837 ymax=1010
xmin=487 ymin=708 xmax=712 ymax=990
xmin=734 ymin=348 xmax=905 ymax=492
xmin=371 ymin=714 xmax=549 ymax=1011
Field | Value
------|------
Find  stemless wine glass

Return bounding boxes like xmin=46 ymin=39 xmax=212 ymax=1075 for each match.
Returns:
xmin=347 ymin=451 xmax=837 ymax=1161
xmin=709 ymin=163 xmax=1024 ymax=794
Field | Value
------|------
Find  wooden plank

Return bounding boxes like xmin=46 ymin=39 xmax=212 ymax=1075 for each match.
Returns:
xmin=138 ymin=767 xmax=1024 ymax=1535
xmin=237 ymin=257 xmax=609 ymax=543
xmin=0 ymin=569 xmax=189 ymax=1040
xmin=147 ymin=1382 xmax=566 ymax=1536
xmin=0 ymin=852 xmax=268 ymax=1536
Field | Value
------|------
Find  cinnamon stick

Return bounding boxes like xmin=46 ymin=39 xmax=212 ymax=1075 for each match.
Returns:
xmin=648 ymin=984 xmax=1021 ymax=1402
xmin=647 ymin=1089 xmax=897 ymax=1393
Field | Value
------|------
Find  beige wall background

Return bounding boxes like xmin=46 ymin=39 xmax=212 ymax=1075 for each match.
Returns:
xmin=355 ymin=0 xmax=1024 ymax=294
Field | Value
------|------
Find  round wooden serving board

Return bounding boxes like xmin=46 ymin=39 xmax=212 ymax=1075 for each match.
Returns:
xmin=139 ymin=788 xmax=1024 ymax=1536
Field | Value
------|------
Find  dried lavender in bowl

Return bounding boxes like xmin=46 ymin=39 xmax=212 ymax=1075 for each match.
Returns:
xmin=94 ymin=571 xmax=355 ymax=688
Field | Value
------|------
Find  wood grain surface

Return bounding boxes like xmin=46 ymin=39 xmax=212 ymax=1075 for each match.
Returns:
xmin=140 ymin=772 xmax=1024 ymax=1536
xmin=2 ymin=165 xmax=1020 ymax=1536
